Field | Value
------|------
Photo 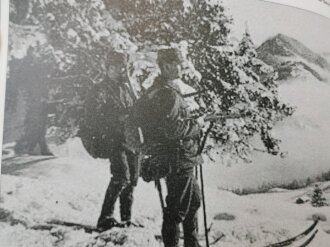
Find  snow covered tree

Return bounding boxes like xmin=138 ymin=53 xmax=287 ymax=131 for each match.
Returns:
xmin=234 ymin=29 xmax=293 ymax=156
xmin=311 ymin=185 xmax=328 ymax=207
xmin=7 ymin=0 xmax=293 ymax=161
xmin=7 ymin=0 xmax=136 ymax=151
xmin=104 ymin=0 xmax=293 ymax=161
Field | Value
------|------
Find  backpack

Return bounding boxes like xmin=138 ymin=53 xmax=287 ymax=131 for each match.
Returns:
xmin=80 ymin=79 xmax=134 ymax=159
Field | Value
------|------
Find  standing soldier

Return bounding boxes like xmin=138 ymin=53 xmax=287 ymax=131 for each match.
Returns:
xmin=134 ymin=48 xmax=203 ymax=247
xmin=88 ymin=51 xmax=140 ymax=231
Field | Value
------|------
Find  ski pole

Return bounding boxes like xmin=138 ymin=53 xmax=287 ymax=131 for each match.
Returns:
xmin=200 ymin=164 xmax=209 ymax=247
xmin=195 ymin=165 xmax=199 ymax=233
xmin=198 ymin=122 xmax=214 ymax=247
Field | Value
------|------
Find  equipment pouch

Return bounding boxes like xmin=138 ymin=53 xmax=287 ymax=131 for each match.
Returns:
xmin=140 ymin=154 xmax=172 ymax=182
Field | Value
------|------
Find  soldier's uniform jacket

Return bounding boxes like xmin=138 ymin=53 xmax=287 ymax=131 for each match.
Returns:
xmin=105 ymin=77 xmax=135 ymax=143
xmin=134 ymin=76 xmax=203 ymax=175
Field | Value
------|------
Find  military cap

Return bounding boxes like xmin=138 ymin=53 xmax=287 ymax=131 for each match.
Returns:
xmin=157 ymin=48 xmax=184 ymax=65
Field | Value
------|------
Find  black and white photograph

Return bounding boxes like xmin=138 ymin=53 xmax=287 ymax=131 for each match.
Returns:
xmin=1 ymin=0 xmax=330 ymax=246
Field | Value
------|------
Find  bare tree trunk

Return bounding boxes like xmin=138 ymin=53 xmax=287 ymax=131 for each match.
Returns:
xmin=14 ymin=98 xmax=53 ymax=155
xmin=8 ymin=54 xmax=53 ymax=156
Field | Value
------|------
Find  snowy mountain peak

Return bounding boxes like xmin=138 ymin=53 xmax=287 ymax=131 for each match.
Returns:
xmin=257 ymin=33 xmax=330 ymax=81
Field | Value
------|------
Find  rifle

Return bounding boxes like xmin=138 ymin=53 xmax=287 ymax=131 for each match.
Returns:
xmin=182 ymin=89 xmax=208 ymax=98
xmin=184 ymin=113 xmax=242 ymax=124
xmin=204 ymin=113 xmax=242 ymax=122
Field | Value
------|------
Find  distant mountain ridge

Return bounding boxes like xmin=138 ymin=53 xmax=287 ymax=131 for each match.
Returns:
xmin=257 ymin=33 xmax=330 ymax=81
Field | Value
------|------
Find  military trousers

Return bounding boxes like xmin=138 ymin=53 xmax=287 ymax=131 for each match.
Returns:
xmin=98 ymin=146 xmax=140 ymax=224
xmin=162 ymin=170 xmax=201 ymax=247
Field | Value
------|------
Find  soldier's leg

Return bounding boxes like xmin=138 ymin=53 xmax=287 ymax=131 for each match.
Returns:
xmin=119 ymin=150 xmax=140 ymax=222
xmin=162 ymin=176 xmax=195 ymax=247
xmin=119 ymin=184 xmax=134 ymax=222
xmin=162 ymin=208 xmax=180 ymax=247
xmin=182 ymin=178 xmax=201 ymax=247
xmin=182 ymin=212 xmax=200 ymax=247
xmin=97 ymin=147 xmax=130 ymax=228
xmin=97 ymin=179 xmax=127 ymax=228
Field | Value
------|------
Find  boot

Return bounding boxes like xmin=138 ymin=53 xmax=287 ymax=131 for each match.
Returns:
xmin=97 ymin=217 xmax=122 ymax=232
xmin=97 ymin=180 xmax=126 ymax=229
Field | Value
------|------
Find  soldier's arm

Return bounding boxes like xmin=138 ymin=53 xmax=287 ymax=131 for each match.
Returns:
xmin=157 ymin=89 xmax=201 ymax=140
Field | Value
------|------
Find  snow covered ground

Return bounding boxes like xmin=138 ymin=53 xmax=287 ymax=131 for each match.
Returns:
xmin=0 ymin=145 xmax=163 ymax=247
xmin=1 ymin=137 xmax=330 ymax=247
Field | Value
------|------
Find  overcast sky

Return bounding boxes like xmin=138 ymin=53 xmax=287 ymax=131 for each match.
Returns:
xmin=222 ymin=0 xmax=330 ymax=53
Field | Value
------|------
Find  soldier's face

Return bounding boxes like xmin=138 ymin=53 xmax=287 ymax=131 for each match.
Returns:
xmin=162 ymin=62 xmax=181 ymax=80
xmin=108 ymin=64 xmax=126 ymax=81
